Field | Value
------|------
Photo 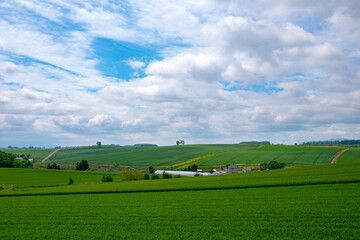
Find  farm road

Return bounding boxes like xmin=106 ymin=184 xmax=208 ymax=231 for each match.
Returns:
xmin=331 ymin=149 xmax=349 ymax=164
xmin=42 ymin=149 xmax=60 ymax=162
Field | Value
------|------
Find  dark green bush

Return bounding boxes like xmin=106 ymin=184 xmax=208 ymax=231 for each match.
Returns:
xmin=162 ymin=172 xmax=172 ymax=179
xmin=144 ymin=173 xmax=150 ymax=180
xmin=76 ymin=160 xmax=89 ymax=170
xmin=47 ymin=162 xmax=60 ymax=169
xmin=260 ymin=160 xmax=285 ymax=170
xmin=68 ymin=177 xmax=74 ymax=185
xmin=173 ymin=174 xmax=181 ymax=178
xmin=151 ymin=174 xmax=160 ymax=180
xmin=102 ymin=175 xmax=113 ymax=182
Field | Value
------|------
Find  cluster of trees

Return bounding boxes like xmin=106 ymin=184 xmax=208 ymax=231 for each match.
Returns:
xmin=76 ymin=160 xmax=89 ymax=170
xmin=184 ymin=163 xmax=198 ymax=172
xmin=260 ymin=160 xmax=285 ymax=170
xmin=47 ymin=162 xmax=60 ymax=169
xmin=0 ymin=151 xmax=33 ymax=168
xmin=301 ymin=139 xmax=360 ymax=146
xmin=240 ymin=141 xmax=271 ymax=145
xmin=176 ymin=140 xmax=185 ymax=145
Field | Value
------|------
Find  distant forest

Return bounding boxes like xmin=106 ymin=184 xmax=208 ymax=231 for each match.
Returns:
xmin=301 ymin=139 xmax=360 ymax=145
xmin=240 ymin=141 xmax=271 ymax=145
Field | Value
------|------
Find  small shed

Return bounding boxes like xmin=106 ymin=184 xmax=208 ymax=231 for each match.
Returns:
xmin=226 ymin=166 xmax=238 ymax=173
xmin=242 ymin=167 xmax=251 ymax=173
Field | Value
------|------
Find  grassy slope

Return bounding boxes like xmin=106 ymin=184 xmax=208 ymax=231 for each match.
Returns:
xmin=1 ymin=161 xmax=359 ymax=196
xmin=0 ymin=183 xmax=359 ymax=239
xmin=197 ymin=145 xmax=344 ymax=165
xmin=0 ymin=168 xmax=122 ymax=188
xmin=50 ymin=144 xmax=255 ymax=166
xmin=0 ymin=148 xmax=53 ymax=161
xmin=338 ymin=147 xmax=360 ymax=163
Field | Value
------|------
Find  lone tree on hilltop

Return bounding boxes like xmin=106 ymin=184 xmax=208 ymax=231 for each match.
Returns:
xmin=96 ymin=141 xmax=102 ymax=148
xmin=180 ymin=140 xmax=185 ymax=145
xmin=176 ymin=141 xmax=180 ymax=145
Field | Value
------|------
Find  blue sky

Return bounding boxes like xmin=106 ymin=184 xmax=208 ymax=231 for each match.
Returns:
xmin=0 ymin=0 xmax=359 ymax=147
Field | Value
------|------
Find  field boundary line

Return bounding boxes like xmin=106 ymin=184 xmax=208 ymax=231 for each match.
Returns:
xmin=1 ymin=180 xmax=359 ymax=198
xmin=331 ymin=148 xmax=349 ymax=164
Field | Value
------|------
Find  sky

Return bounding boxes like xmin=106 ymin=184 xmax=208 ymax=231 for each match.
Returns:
xmin=0 ymin=0 xmax=359 ymax=147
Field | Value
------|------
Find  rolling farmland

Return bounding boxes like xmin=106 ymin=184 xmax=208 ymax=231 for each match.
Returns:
xmin=1 ymin=161 xmax=359 ymax=196
xmin=0 ymin=183 xmax=359 ymax=239
xmin=338 ymin=147 xmax=360 ymax=163
xmin=48 ymin=144 xmax=345 ymax=166
xmin=196 ymin=145 xmax=344 ymax=165
xmin=50 ymin=144 xmax=256 ymax=166
xmin=0 ymin=168 xmax=122 ymax=188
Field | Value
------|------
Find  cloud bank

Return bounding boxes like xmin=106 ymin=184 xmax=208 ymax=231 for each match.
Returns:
xmin=0 ymin=0 xmax=359 ymax=147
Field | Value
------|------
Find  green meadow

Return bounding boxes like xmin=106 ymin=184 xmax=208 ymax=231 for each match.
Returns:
xmin=1 ymin=149 xmax=359 ymax=239
xmin=0 ymin=168 xmax=122 ymax=188
xmin=338 ymin=147 xmax=360 ymax=163
xmin=49 ymin=144 xmax=345 ymax=167
xmin=50 ymin=144 xmax=256 ymax=166
xmin=1 ymin=161 xmax=359 ymax=196
xmin=0 ymin=148 xmax=53 ymax=161
xmin=197 ymin=145 xmax=344 ymax=165
xmin=0 ymin=183 xmax=359 ymax=239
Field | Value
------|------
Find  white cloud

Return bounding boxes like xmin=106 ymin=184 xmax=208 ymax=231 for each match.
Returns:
xmin=0 ymin=61 xmax=17 ymax=74
xmin=0 ymin=0 xmax=359 ymax=147
xmin=127 ymin=60 xmax=146 ymax=69
xmin=19 ymin=88 xmax=53 ymax=102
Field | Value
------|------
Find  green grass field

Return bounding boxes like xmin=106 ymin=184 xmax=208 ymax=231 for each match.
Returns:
xmin=197 ymin=145 xmax=344 ymax=165
xmin=1 ymin=161 xmax=359 ymax=196
xmin=0 ymin=168 xmax=122 ymax=188
xmin=49 ymin=144 xmax=345 ymax=167
xmin=0 ymin=183 xmax=359 ymax=239
xmin=0 ymin=148 xmax=54 ymax=161
xmin=338 ymin=147 xmax=360 ymax=163
xmin=50 ymin=144 xmax=256 ymax=166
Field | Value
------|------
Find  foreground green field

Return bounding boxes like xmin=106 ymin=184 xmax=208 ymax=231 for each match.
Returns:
xmin=0 ymin=168 xmax=122 ymax=188
xmin=50 ymin=144 xmax=256 ymax=166
xmin=197 ymin=145 xmax=344 ymax=165
xmin=50 ymin=144 xmax=345 ymax=166
xmin=1 ymin=161 xmax=359 ymax=196
xmin=0 ymin=183 xmax=359 ymax=239
xmin=0 ymin=148 xmax=53 ymax=161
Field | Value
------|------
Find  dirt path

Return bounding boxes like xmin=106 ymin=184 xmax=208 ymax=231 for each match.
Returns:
xmin=330 ymin=148 xmax=349 ymax=164
xmin=41 ymin=149 xmax=60 ymax=162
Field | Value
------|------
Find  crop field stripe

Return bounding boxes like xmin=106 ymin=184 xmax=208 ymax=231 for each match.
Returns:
xmin=2 ymin=179 xmax=359 ymax=197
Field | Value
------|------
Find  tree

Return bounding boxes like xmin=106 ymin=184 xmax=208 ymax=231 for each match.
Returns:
xmin=176 ymin=141 xmax=180 ymax=145
xmin=180 ymin=140 xmax=185 ymax=145
xmin=96 ymin=141 xmax=102 ymax=148
xmin=191 ymin=163 xmax=198 ymax=172
xmin=0 ymin=151 xmax=15 ymax=168
xmin=47 ymin=162 xmax=60 ymax=170
xmin=260 ymin=160 xmax=285 ymax=170
xmin=76 ymin=160 xmax=89 ymax=170
xmin=148 ymin=165 xmax=155 ymax=174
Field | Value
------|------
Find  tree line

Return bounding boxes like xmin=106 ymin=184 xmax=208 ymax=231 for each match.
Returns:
xmin=0 ymin=151 xmax=33 ymax=168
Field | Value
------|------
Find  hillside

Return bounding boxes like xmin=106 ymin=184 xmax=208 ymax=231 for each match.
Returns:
xmin=49 ymin=144 xmax=345 ymax=166
xmin=49 ymin=144 xmax=256 ymax=166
